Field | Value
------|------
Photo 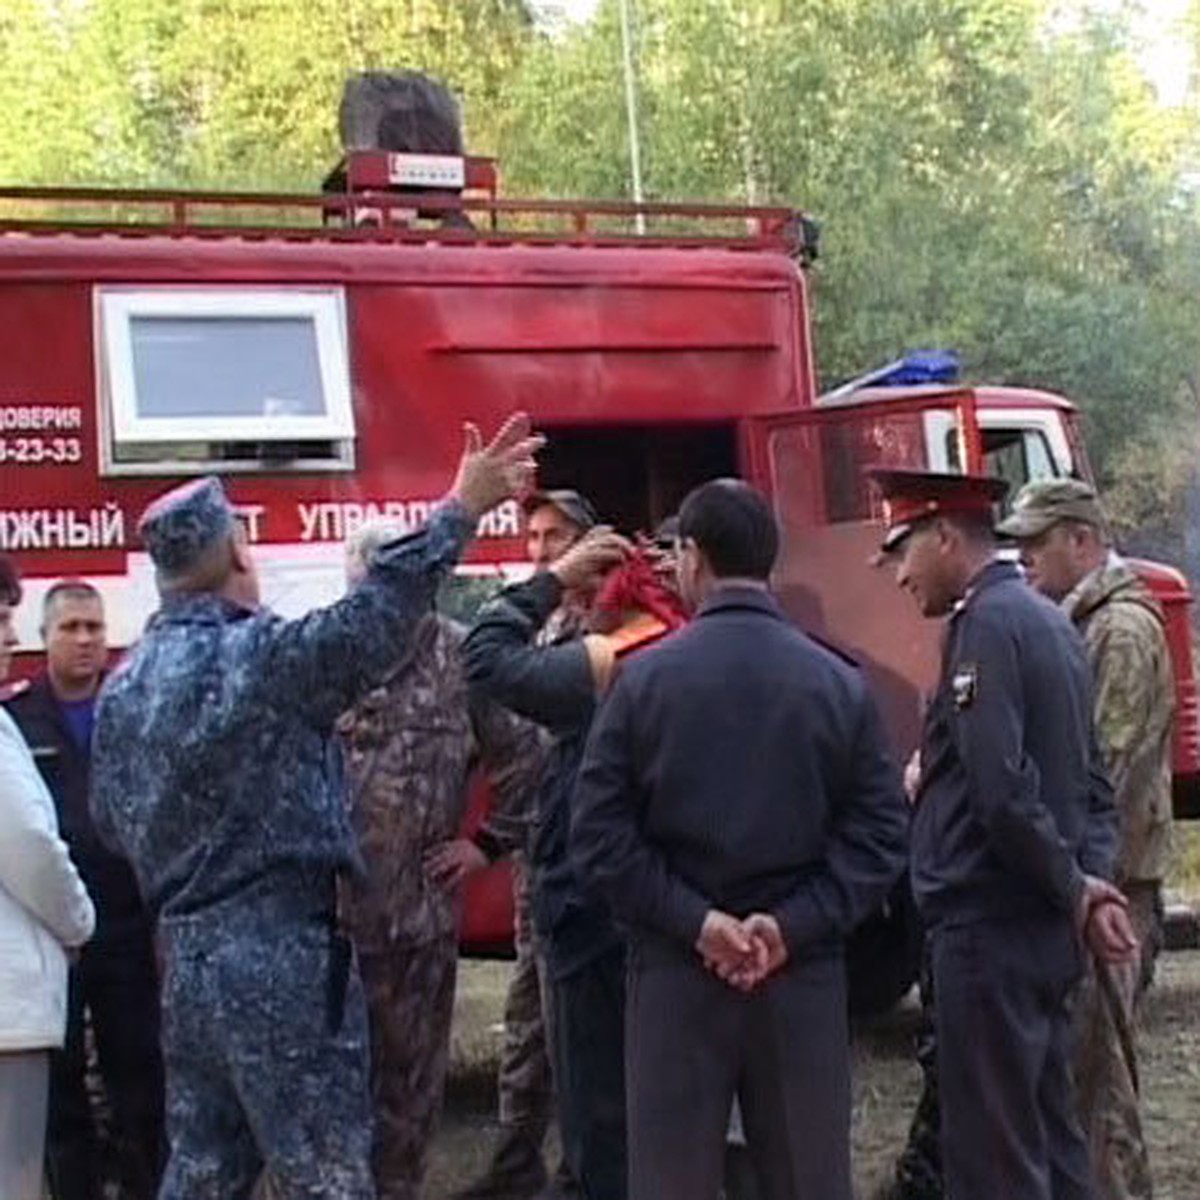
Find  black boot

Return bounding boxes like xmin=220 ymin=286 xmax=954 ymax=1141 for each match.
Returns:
xmin=452 ymin=1126 xmax=549 ymax=1200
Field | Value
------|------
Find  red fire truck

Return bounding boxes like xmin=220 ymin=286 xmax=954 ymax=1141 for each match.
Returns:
xmin=1 ymin=148 xmax=1195 ymax=1008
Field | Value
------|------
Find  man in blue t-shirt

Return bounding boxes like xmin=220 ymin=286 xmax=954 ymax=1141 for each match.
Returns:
xmin=6 ymin=581 xmax=166 ymax=1200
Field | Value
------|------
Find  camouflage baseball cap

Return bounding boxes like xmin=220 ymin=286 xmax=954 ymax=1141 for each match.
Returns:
xmin=138 ymin=476 xmax=236 ymax=575
xmin=521 ymin=489 xmax=598 ymax=531
xmin=995 ymin=478 xmax=1106 ymax=539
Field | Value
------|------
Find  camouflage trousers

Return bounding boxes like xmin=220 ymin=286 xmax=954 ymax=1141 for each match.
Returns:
xmin=1074 ymin=883 xmax=1158 ymax=1200
xmin=358 ymin=935 xmax=458 ymax=1200
xmin=497 ymin=856 xmax=556 ymax=1136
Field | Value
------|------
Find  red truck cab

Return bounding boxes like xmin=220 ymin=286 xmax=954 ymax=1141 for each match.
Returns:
xmin=780 ymin=381 xmax=1200 ymax=818
xmin=0 ymin=156 xmax=1194 ymax=996
xmin=0 ymin=160 xmax=816 ymax=952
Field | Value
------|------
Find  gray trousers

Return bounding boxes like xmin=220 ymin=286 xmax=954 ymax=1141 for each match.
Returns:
xmin=625 ymin=941 xmax=851 ymax=1200
xmin=932 ymin=913 xmax=1094 ymax=1200
xmin=0 ymin=1049 xmax=49 ymax=1200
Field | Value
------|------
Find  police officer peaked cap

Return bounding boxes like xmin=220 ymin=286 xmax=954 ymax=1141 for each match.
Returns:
xmin=867 ymin=468 xmax=1008 ymax=554
xmin=138 ymin=476 xmax=236 ymax=575
xmin=995 ymin=478 xmax=1107 ymax=540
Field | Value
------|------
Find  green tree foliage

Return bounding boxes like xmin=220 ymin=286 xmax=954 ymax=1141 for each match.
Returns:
xmin=1 ymin=0 xmax=1198 ymax=550
xmin=494 ymin=0 xmax=1200 ymax=551
xmin=0 ymin=0 xmax=534 ymax=188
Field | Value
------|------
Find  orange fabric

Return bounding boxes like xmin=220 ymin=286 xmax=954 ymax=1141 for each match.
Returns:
xmin=607 ymin=612 xmax=671 ymax=658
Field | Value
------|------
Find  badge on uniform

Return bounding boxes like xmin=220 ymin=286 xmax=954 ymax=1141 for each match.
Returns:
xmin=952 ymin=663 xmax=977 ymax=709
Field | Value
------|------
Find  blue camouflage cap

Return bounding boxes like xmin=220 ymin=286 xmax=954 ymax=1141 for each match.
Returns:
xmin=138 ymin=476 xmax=236 ymax=575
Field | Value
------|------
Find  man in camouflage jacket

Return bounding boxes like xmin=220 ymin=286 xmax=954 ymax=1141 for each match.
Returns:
xmin=1001 ymin=478 xmax=1173 ymax=1200
xmin=339 ymin=523 xmax=547 ymax=1200
xmin=89 ymin=416 xmax=541 ymax=1199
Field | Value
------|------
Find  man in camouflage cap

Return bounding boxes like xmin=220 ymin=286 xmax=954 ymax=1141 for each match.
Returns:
xmin=89 ymin=415 xmax=542 ymax=1199
xmin=999 ymin=477 xmax=1172 ymax=1200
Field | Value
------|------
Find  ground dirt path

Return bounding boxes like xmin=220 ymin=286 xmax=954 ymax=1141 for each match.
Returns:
xmin=428 ymin=950 xmax=1200 ymax=1200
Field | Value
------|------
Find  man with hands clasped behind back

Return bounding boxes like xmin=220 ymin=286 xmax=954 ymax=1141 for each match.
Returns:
xmin=570 ymin=479 xmax=909 ymax=1200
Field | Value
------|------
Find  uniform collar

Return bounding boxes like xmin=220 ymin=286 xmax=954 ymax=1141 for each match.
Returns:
xmin=1061 ymin=554 xmax=1158 ymax=626
xmin=35 ymin=670 xmax=104 ymax=710
xmin=950 ymin=557 xmax=1018 ymax=619
xmin=1061 ymin=551 xmax=1122 ymax=619
xmin=696 ymin=583 xmax=783 ymax=621
xmin=152 ymin=591 xmax=255 ymax=627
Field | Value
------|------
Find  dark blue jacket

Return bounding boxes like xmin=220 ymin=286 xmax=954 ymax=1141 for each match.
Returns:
xmin=914 ymin=560 xmax=1117 ymax=928
xmin=570 ymin=585 xmax=908 ymax=957
xmin=7 ymin=675 xmax=145 ymax=933
xmin=90 ymin=502 xmax=473 ymax=924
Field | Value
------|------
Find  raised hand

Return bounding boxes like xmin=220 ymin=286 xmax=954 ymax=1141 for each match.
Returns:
xmin=450 ymin=412 xmax=546 ymax=521
xmin=550 ymin=526 xmax=632 ymax=592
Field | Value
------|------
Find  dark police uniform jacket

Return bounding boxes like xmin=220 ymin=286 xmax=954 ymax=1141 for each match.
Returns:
xmin=570 ymin=586 xmax=908 ymax=956
xmin=7 ymin=674 xmax=145 ymax=934
xmin=914 ymin=560 xmax=1118 ymax=929
xmin=463 ymin=571 xmax=621 ymax=981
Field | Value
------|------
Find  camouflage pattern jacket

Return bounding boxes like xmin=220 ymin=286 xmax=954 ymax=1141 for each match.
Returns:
xmin=89 ymin=503 xmax=474 ymax=922
xmin=337 ymin=614 xmax=547 ymax=951
xmin=1063 ymin=558 xmax=1174 ymax=885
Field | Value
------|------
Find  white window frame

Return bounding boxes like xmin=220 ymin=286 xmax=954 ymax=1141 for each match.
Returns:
xmin=98 ymin=287 xmax=355 ymax=446
xmin=923 ymin=408 xmax=1073 ymax=476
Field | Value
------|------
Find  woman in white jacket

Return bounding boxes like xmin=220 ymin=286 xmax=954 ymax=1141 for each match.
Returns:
xmin=0 ymin=555 xmax=95 ymax=1200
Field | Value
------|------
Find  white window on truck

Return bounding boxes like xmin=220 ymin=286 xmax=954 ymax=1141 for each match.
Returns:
xmin=97 ymin=287 xmax=355 ymax=475
xmin=926 ymin=409 xmax=1071 ymax=499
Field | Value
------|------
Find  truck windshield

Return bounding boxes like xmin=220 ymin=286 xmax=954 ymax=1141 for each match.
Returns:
xmin=944 ymin=425 xmax=1058 ymax=501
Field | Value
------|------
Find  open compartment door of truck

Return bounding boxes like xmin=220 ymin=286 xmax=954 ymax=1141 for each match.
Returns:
xmin=745 ymin=388 xmax=984 ymax=762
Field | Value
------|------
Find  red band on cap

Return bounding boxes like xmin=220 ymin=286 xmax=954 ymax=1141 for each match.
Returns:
xmin=884 ymin=493 xmax=995 ymax=528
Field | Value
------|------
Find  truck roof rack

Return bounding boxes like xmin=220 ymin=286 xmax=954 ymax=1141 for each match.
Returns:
xmin=0 ymin=152 xmax=817 ymax=261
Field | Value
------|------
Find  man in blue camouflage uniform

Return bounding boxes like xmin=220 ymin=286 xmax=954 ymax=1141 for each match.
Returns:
xmin=89 ymin=415 xmax=542 ymax=1200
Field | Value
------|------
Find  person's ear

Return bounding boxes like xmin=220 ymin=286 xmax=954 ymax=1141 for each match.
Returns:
xmin=229 ymin=530 xmax=253 ymax=575
xmin=680 ymin=537 xmax=705 ymax=574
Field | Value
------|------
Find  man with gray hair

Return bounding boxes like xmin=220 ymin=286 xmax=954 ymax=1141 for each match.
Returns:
xmin=999 ymin=477 xmax=1172 ymax=1200
xmin=338 ymin=519 xmax=547 ymax=1200
xmin=89 ymin=414 xmax=542 ymax=1199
